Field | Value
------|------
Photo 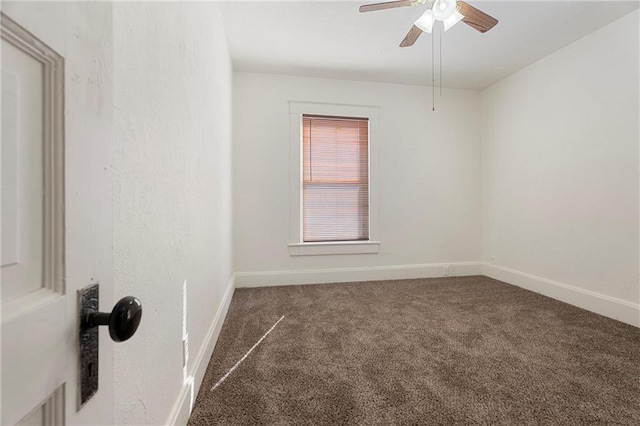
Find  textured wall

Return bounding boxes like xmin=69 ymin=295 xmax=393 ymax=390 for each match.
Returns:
xmin=481 ymin=10 xmax=639 ymax=304
xmin=112 ymin=2 xmax=233 ymax=424
xmin=233 ymin=73 xmax=482 ymax=274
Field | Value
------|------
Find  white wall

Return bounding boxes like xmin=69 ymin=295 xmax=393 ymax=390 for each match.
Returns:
xmin=233 ymin=73 xmax=482 ymax=283
xmin=112 ymin=2 xmax=233 ymax=424
xmin=481 ymin=10 xmax=639 ymax=323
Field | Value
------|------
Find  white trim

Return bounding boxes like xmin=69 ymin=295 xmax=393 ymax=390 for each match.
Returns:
xmin=165 ymin=265 xmax=638 ymax=426
xmin=165 ymin=275 xmax=236 ymax=426
xmin=235 ymin=262 xmax=483 ymax=287
xmin=288 ymin=110 xmax=303 ymax=243
xmin=483 ymin=263 xmax=640 ymax=327
xmin=288 ymin=241 xmax=380 ymax=256
xmin=289 ymin=101 xmax=380 ymax=118
xmin=288 ymin=101 xmax=380 ymax=252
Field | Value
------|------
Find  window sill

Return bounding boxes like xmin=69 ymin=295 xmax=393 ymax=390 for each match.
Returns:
xmin=288 ymin=241 xmax=380 ymax=256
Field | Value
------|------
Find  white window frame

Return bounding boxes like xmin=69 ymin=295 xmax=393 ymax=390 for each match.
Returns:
xmin=288 ymin=101 xmax=380 ymax=256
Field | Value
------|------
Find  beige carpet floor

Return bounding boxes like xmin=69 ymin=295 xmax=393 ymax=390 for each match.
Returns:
xmin=188 ymin=276 xmax=640 ymax=425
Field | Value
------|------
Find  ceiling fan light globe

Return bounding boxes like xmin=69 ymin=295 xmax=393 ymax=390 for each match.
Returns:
xmin=443 ymin=10 xmax=464 ymax=31
xmin=414 ymin=9 xmax=435 ymax=33
xmin=432 ymin=0 xmax=458 ymax=21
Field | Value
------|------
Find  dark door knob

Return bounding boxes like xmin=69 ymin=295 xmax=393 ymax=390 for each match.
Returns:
xmin=82 ymin=296 xmax=142 ymax=342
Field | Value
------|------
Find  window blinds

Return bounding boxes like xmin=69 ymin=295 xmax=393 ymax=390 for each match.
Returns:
xmin=302 ymin=115 xmax=369 ymax=242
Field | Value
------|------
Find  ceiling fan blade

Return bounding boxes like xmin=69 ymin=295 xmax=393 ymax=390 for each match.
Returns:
xmin=400 ymin=25 xmax=423 ymax=47
xmin=360 ymin=0 xmax=420 ymax=13
xmin=457 ymin=1 xmax=498 ymax=33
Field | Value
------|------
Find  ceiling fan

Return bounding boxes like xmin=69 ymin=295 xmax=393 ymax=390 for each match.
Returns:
xmin=359 ymin=0 xmax=498 ymax=47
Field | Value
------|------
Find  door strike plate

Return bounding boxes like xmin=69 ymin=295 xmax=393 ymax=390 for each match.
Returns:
xmin=78 ymin=283 xmax=99 ymax=410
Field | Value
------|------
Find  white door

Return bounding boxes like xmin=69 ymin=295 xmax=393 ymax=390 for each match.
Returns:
xmin=1 ymin=3 xmax=114 ymax=424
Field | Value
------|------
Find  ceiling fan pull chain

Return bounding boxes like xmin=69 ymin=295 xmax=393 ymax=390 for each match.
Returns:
xmin=432 ymin=25 xmax=435 ymax=111
xmin=440 ymin=23 xmax=443 ymax=97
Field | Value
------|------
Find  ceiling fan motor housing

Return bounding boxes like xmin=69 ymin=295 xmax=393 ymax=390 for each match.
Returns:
xmin=433 ymin=0 xmax=459 ymax=21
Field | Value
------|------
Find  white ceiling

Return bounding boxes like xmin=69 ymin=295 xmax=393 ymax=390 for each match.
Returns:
xmin=218 ymin=1 xmax=639 ymax=89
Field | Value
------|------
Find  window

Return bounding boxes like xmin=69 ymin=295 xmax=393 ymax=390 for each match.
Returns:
xmin=302 ymin=115 xmax=369 ymax=242
xmin=289 ymin=102 xmax=379 ymax=256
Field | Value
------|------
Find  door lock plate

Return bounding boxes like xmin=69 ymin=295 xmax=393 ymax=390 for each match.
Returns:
xmin=78 ymin=283 xmax=99 ymax=410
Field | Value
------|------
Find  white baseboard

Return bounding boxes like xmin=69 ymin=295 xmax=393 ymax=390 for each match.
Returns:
xmin=164 ymin=264 xmax=638 ymax=425
xmin=235 ymin=262 xmax=483 ymax=287
xmin=165 ymin=275 xmax=236 ymax=426
xmin=483 ymin=263 xmax=640 ymax=327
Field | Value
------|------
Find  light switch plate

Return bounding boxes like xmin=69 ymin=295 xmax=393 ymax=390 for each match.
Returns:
xmin=78 ymin=283 xmax=99 ymax=410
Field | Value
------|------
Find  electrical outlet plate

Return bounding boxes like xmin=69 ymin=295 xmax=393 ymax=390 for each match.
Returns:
xmin=78 ymin=283 xmax=100 ymax=410
xmin=183 ymin=333 xmax=189 ymax=367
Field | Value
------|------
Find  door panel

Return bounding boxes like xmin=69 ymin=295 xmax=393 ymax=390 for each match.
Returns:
xmin=1 ymin=3 xmax=114 ymax=424
xmin=1 ymin=42 xmax=45 ymax=301
xmin=1 ymin=70 xmax=19 ymax=267
xmin=1 ymin=13 xmax=66 ymax=426
xmin=15 ymin=386 xmax=64 ymax=426
xmin=16 ymin=406 xmax=44 ymax=426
